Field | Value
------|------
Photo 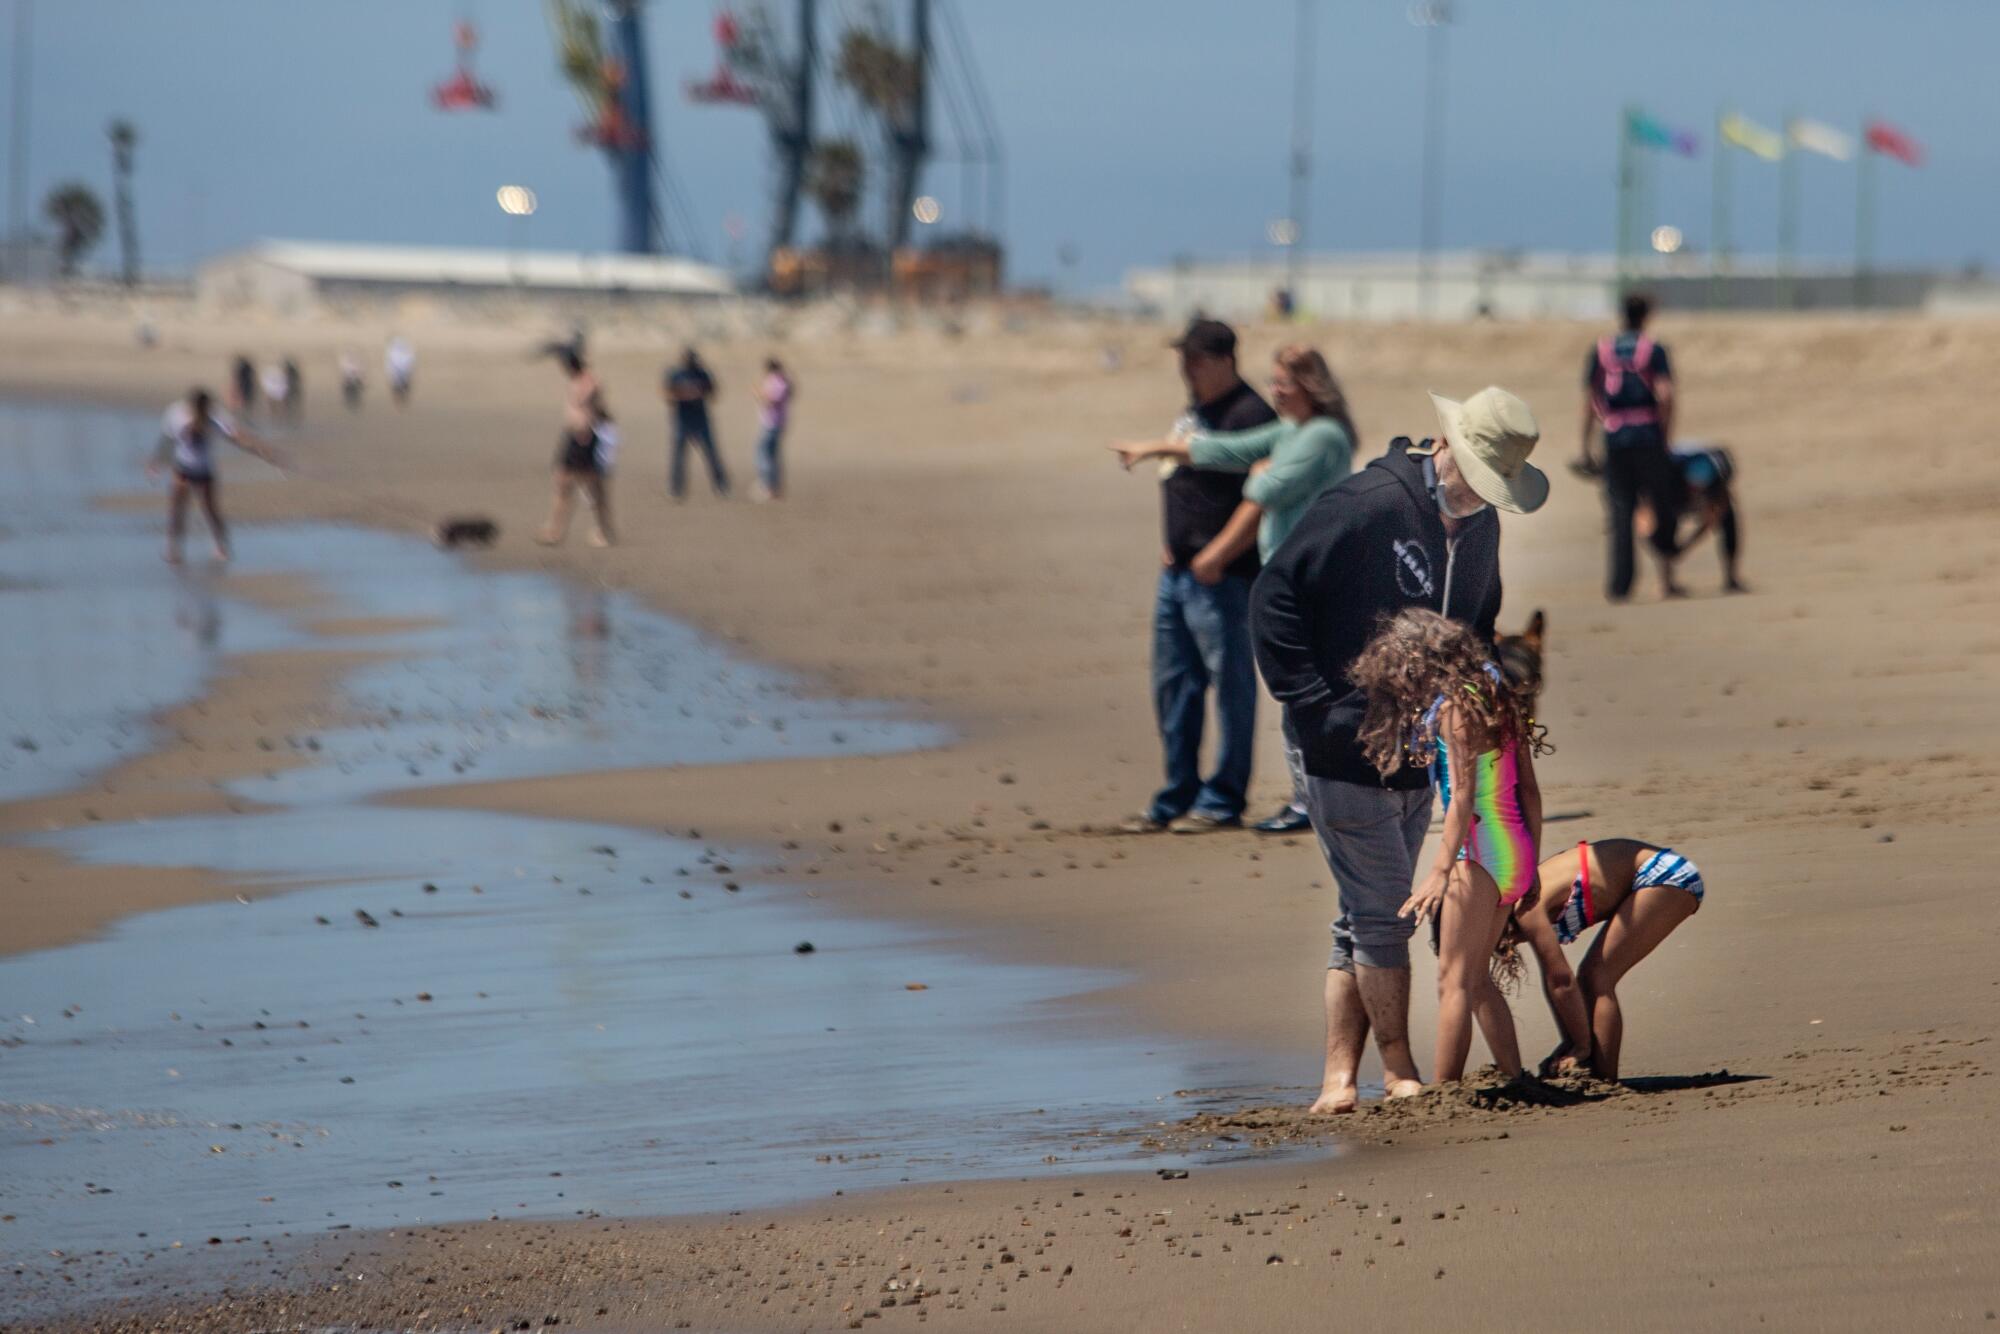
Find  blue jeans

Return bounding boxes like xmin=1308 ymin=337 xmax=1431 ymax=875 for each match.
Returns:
xmin=1148 ymin=568 xmax=1256 ymax=823
xmin=756 ymin=425 xmax=784 ymax=495
xmin=671 ymin=420 xmax=729 ymax=498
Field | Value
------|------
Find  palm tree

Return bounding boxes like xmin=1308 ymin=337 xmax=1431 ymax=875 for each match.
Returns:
xmin=108 ymin=120 xmax=139 ymax=286
xmin=43 ymin=183 xmax=105 ymax=277
xmin=807 ymin=138 xmax=865 ymax=242
xmin=836 ymin=27 xmax=917 ymax=117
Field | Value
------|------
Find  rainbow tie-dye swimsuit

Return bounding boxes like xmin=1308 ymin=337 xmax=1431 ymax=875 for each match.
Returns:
xmin=1419 ymin=676 xmax=1537 ymax=906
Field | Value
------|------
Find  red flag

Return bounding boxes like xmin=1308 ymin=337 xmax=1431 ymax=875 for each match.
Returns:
xmin=1865 ymin=120 xmax=1924 ymax=167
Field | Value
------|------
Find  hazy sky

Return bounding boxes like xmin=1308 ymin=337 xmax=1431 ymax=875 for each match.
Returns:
xmin=5 ymin=1 xmax=1989 ymax=291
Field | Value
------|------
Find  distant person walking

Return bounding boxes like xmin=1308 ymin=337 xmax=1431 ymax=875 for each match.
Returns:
xmin=231 ymin=355 xmax=257 ymax=418
xmin=386 ymin=336 xmax=417 ymax=408
xmin=260 ymin=360 xmax=291 ymax=425
xmin=535 ymin=347 xmax=614 ymax=548
xmin=1579 ymin=293 xmax=1682 ymax=601
xmin=339 ymin=350 xmax=365 ymax=409
xmin=1252 ymin=386 xmax=1548 ymax=1111
xmin=1112 ymin=343 xmax=1359 ymax=834
xmin=147 ymin=387 xmax=284 ymax=565
xmin=753 ymin=358 xmax=793 ymax=501
xmin=665 ymin=348 xmax=729 ymax=499
xmin=1106 ymin=319 xmax=1273 ymax=835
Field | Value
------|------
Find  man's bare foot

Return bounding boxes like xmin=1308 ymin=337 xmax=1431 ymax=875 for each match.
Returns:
xmin=1308 ymin=1086 xmax=1358 ymax=1115
xmin=1384 ymin=1078 xmax=1425 ymax=1100
xmin=587 ymin=531 xmax=613 ymax=549
xmin=163 ymin=547 xmax=183 ymax=565
xmin=534 ymin=530 xmax=562 ymax=547
xmin=211 ymin=544 xmax=230 ymax=564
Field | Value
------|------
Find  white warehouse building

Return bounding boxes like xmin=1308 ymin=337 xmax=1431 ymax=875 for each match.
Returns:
xmin=197 ymin=240 xmax=734 ymax=315
xmin=1125 ymin=251 xmax=1952 ymax=322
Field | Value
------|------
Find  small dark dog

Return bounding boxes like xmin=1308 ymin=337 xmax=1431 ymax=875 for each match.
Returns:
xmin=434 ymin=516 xmax=499 ymax=549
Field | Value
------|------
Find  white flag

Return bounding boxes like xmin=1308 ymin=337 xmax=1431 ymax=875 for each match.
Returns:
xmin=1788 ymin=118 xmax=1854 ymax=161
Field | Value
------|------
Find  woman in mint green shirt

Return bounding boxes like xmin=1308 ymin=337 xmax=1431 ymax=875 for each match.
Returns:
xmin=1113 ymin=343 xmax=1356 ymax=579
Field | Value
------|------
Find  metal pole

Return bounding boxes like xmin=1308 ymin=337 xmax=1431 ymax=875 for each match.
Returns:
xmin=1710 ymin=107 xmax=1728 ymax=310
xmin=886 ymin=0 xmax=931 ymax=254
xmin=1778 ymin=111 xmax=1798 ymax=310
xmin=7 ymin=0 xmax=31 ymax=240
xmin=1415 ymin=4 xmax=1451 ymax=319
xmin=610 ymin=0 xmax=660 ymax=254
xmin=1615 ymin=105 xmax=1634 ymax=297
xmin=1855 ymin=122 xmax=1875 ymax=309
xmin=1285 ymin=0 xmax=1313 ymax=314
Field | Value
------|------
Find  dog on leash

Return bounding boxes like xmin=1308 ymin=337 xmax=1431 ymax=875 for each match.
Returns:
xmin=433 ymin=516 xmax=499 ymax=549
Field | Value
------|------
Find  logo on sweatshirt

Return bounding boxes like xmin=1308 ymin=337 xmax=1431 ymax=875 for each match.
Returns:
xmin=1393 ymin=538 xmax=1435 ymax=599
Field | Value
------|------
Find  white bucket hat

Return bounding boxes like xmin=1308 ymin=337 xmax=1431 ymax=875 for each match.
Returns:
xmin=1426 ymin=387 xmax=1549 ymax=515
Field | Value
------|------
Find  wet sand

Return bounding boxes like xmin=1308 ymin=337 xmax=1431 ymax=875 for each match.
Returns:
xmin=5 ymin=309 xmax=2000 ymax=1328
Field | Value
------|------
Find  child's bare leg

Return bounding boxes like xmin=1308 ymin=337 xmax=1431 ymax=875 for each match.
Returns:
xmin=537 ymin=473 xmax=574 ymax=545
xmin=197 ymin=480 xmax=229 ymax=561
xmin=584 ymin=475 xmax=614 ymax=547
xmin=1470 ymin=974 xmax=1522 ymax=1077
xmin=1577 ymin=887 xmax=1699 ymax=1080
xmin=1434 ymin=862 xmax=1508 ymax=1082
xmin=165 ymin=480 xmax=190 ymax=562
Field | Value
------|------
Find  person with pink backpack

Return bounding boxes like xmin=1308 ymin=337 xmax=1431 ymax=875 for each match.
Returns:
xmin=1575 ymin=293 xmax=1685 ymax=601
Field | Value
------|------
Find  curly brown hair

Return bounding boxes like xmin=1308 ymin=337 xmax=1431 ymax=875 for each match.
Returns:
xmin=1350 ymin=608 xmax=1546 ymax=777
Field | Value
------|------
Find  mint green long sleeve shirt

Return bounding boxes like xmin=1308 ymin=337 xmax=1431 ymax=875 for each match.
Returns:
xmin=1188 ymin=415 xmax=1354 ymax=561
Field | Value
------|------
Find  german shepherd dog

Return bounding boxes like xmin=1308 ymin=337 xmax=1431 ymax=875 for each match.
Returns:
xmin=1496 ymin=609 xmax=1546 ymax=715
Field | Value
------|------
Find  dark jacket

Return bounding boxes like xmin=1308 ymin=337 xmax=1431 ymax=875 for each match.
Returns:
xmin=1250 ymin=438 xmax=1503 ymax=789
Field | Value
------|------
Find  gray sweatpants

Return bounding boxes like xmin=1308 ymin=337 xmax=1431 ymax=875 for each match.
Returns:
xmin=1303 ymin=776 xmax=1434 ymax=972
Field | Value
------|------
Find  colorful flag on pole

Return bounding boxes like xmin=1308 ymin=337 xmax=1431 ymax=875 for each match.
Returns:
xmin=1787 ymin=118 xmax=1854 ymax=161
xmin=1627 ymin=109 xmax=1700 ymax=157
xmin=1865 ymin=120 xmax=1924 ymax=167
xmin=1719 ymin=112 xmax=1784 ymax=162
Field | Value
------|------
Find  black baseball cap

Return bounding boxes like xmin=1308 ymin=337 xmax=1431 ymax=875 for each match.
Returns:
xmin=1170 ymin=318 xmax=1237 ymax=359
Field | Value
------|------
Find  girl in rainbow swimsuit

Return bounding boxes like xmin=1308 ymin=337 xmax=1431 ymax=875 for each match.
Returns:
xmin=1352 ymin=609 xmax=1548 ymax=1085
xmin=1500 ymin=840 xmax=1705 ymax=1081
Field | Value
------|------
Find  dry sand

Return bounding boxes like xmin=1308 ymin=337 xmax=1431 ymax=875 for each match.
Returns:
xmin=4 ymin=307 xmax=1998 ymax=1329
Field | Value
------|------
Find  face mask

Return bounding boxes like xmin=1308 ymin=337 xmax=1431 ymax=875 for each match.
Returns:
xmin=1436 ymin=485 xmax=1489 ymax=521
xmin=1424 ymin=453 xmax=1489 ymax=520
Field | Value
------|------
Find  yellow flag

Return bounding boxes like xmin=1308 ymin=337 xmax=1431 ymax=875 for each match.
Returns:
xmin=1720 ymin=112 xmax=1784 ymax=162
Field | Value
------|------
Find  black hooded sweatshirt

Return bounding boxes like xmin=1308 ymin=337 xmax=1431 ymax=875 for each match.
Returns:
xmin=1250 ymin=437 xmax=1503 ymax=789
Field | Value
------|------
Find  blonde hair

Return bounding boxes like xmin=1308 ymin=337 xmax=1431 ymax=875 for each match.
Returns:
xmin=1275 ymin=344 xmax=1358 ymax=447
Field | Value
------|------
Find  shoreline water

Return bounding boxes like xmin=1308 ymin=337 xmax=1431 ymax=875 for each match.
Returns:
xmin=5 ymin=313 xmax=2000 ymax=1330
xmin=0 ymin=399 xmax=1309 ymax=1315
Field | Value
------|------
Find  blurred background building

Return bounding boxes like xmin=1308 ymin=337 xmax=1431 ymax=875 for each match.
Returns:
xmin=1126 ymin=250 xmax=1989 ymax=322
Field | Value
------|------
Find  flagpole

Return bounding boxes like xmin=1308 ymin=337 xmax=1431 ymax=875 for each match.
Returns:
xmin=1710 ymin=107 xmax=1729 ymax=310
xmin=1285 ymin=0 xmax=1313 ymax=314
xmin=7 ymin=0 xmax=31 ymax=241
xmin=1616 ymin=105 xmax=1634 ymax=296
xmin=1413 ymin=2 xmax=1452 ymax=320
xmin=1855 ymin=120 xmax=1876 ymax=309
xmin=1778 ymin=111 xmax=1799 ymax=311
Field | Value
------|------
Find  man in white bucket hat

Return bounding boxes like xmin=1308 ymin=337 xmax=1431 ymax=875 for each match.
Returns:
xmin=1251 ymin=386 xmax=1547 ymax=1111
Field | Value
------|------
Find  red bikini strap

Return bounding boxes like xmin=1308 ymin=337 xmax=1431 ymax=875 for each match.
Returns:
xmin=1577 ymin=841 xmax=1594 ymax=922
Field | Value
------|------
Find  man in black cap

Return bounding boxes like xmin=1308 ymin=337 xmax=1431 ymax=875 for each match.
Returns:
xmin=1120 ymin=319 xmax=1277 ymax=834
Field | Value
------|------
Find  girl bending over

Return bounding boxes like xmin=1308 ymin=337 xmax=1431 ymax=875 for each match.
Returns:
xmin=1503 ymin=839 xmax=1704 ymax=1080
